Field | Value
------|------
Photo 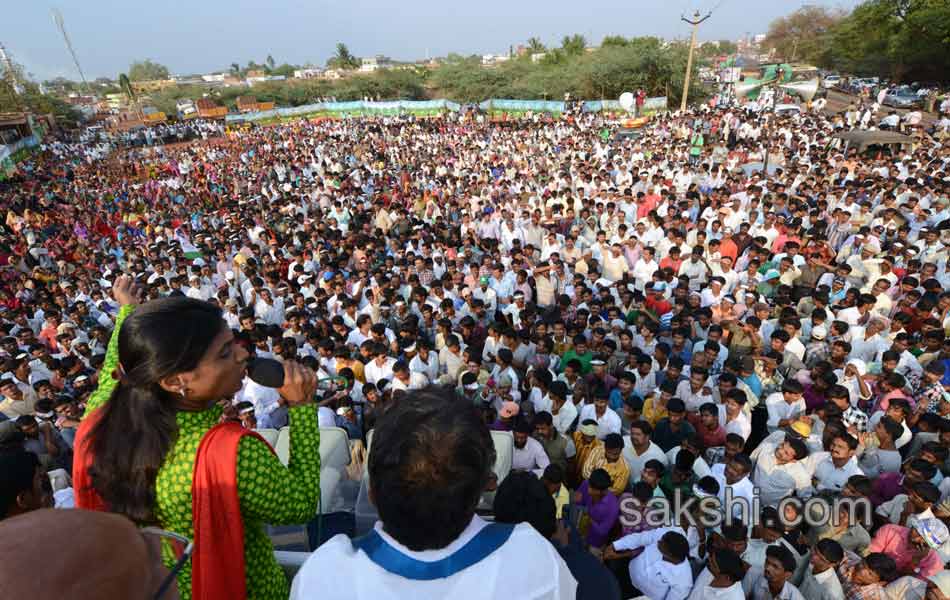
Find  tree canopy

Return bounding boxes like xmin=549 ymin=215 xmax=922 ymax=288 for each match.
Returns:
xmin=327 ymin=43 xmax=360 ymax=70
xmin=127 ymin=59 xmax=171 ymax=81
xmin=762 ymin=6 xmax=846 ymax=66
xmin=763 ymin=0 xmax=950 ymax=82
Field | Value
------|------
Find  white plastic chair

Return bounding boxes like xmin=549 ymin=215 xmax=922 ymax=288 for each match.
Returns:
xmin=274 ymin=550 xmax=310 ymax=580
xmin=47 ymin=468 xmax=72 ymax=493
xmin=318 ymin=427 xmax=351 ymax=472
xmin=255 ymin=428 xmax=280 ymax=449
xmin=318 ymin=467 xmax=342 ymax=515
xmin=490 ymin=430 xmax=513 ymax=483
xmin=275 ymin=426 xmax=291 ymax=466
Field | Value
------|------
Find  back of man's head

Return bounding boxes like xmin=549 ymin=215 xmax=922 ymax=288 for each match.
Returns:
xmin=369 ymin=386 xmax=495 ymax=551
xmin=660 ymin=531 xmax=689 ymax=564
xmin=493 ymin=471 xmax=556 ymax=539
xmin=0 ymin=450 xmax=40 ymax=521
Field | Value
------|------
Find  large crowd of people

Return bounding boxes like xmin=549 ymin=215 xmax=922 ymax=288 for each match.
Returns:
xmin=1 ymin=90 xmax=950 ymax=600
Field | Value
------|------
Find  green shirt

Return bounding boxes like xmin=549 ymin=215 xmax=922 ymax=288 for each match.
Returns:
xmin=560 ymin=349 xmax=594 ymax=375
xmin=86 ymin=305 xmax=321 ymax=600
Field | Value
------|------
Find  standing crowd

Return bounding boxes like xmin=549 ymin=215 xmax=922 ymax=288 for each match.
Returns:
xmin=1 ymin=94 xmax=950 ymax=600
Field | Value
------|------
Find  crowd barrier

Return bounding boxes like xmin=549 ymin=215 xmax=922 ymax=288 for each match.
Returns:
xmin=226 ymin=97 xmax=670 ymax=123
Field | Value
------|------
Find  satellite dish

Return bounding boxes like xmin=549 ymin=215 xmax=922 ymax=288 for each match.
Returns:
xmin=619 ymin=92 xmax=635 ymax=111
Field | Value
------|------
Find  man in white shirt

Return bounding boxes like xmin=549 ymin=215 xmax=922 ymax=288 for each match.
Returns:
xmin=604 ymin=527 xmax=693 ymax=600
xmin=578 ymin=392 xmax=622 ymax=440
xmin=747 ymin=545 xmax=806 ymax=600
xmin=750 ymin=436 xmax=812 ymax=508
xmin=512 ymin=421 xmax=551 ymax=472
xmin=236 ymin=375 xmax=286 ymax=429
xmin=765 ymin=380 xmax=806 ymax=432
xmin=797 ymin=539 xmax=845 ymax=600
xmin=364 ymin=348 xmax=396 ymax=386
xmin=390 ymin=361 xmax=429 ymax=392
xmin=718 ymin=391 xmax=752 ymax=442
xmin=809 ymin=433 xmax=863 ymax=493
xmin=622 ymin=420 xmax=669 ymax=482
xmin=711 ymin=454 xmax=756 ymax=519
xmin=292 ymin=388 xmax=576 ymax=600
xmin=686 ymin=547 xmax=748 ymax=600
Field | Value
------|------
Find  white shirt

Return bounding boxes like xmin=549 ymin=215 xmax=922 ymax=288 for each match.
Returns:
xmin=512 ymin=437 xmax=551 ymax=472
xmin=390 ymin=372 xmax=429 ymax=392
xmin=711 ymin=464 xmax=755 ymax=519
xmin=812 ymin=455 xmax=863 ymax=493
xmin=578 ymin=404 xmax=622 ymax=440
xmin=875 ymin=493 xmax=935 ymax=527
xmin=622 ymin=439 xmax=669 ymax=482
xmin=612 ymin=528 xmax=693 ymax=600
xmin=409 ymin=353 xmax=440 ymax=383
xmin=798 ymin=565 xmax=845 ymax=600
xmin=675 ymin=381 xmax=713 ymax=413
xmin=750 ymin=441 xmax=812 ymax=507
xmin=748 ymin=575 xmax=805 ymax=600
xmin=551 ymin=402 xmax=578 ymax=436
xmin=291 ymin=516 xmax=576 ymax=600
xmin=718 ymin=404 xmax=751 ymax=442
xmin=687 ymin=567 xmax=745 ymax=600
xmin=365 ymin=357 xmax=397 ymax=385
xmin=236 ymin=377 xmax=282 ymax=428
xmin=765 ymin=393 xmax=806 ymax=430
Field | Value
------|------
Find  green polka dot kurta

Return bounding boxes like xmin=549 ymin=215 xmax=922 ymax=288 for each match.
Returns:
xmin=85 ymin=305 xmax=321 ymax=600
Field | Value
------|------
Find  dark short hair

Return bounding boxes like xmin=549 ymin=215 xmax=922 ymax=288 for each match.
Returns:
xmin=667 ymin=398 xmax=686 ymax=414
xmin=604 ymin=433 xmax=623 ymax=450
xmin=712 ymin=548 xmax=745 ymax=583
xmin=493 ymin=471 xmax=556 ymax=539
xmin=864 ymin=553 xmax=898 ymax=582
xmin=0 ymin=451 xmax=39 ymax=520
xmin=660 ymin=531 xmax=690 ymax=562
xmin=766 ymin=544 xmax=796 ymax=574
xmin=589 ymin=468 xmax=612 ymax=490
xmin=816 ymin=538 xmax=844 ymax=564
xmin=368 ymin=386 xmax=495 ymax=550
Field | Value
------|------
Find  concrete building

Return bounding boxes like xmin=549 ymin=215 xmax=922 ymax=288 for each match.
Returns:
xmin=359 ymin=55 xmax=394 ymax=72
xmin=294 ymin=68 xmax=324 ymax=79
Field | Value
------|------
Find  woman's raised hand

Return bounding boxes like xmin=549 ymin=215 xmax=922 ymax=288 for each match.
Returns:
xmin=111 ymin=275 xmax=141 ymax=307
xmin=278 ymin=360 xmax=317 ymax=406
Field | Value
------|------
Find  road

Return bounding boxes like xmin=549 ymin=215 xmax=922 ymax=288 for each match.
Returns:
xmin=821 ymin=89 xmax=938 ymax=126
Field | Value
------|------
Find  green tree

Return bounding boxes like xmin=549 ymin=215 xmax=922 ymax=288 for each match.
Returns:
xmin=526 ymin=37 xmax=546 ymax=54
xmin=328 ymin=43 xmax=360 ymax=70
xmin=117 ymin=73 xmax=136 ymax=103
xmin=762 ymin=5 xmax=846 ymax=66
xmin=0 ymin=60 xmax=80 ymax=124
xmin=601 ymin=35 xmax=629 ymax=48
xmin=717 ymin=40 xmax=738 ymax=55
xmin=829 ymin=0 xmax=950 ymax=82
xmin=230 ymin=63 xmax=241 ymax=76
xmin=561 ymin=34 xmax=587 ymax=56
xmin=127 ymin=59 xmax=170 ymax=81
xmin=266 ymin=54 xmax=276 ymax=70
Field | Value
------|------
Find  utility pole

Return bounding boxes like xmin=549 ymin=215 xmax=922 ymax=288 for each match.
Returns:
xmin=680 ymin=10 xmax=712 ymax=113
xmin=52 ymin=9 xmax=90 ymax=95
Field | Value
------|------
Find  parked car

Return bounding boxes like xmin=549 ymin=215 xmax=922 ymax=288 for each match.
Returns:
xmin=882 ymin=89 xmax=923 ymax=108
xmin=823 ymin=75 xmax=841 ymax=89
xmin=773 ymin=103 xmax=802 ymax=117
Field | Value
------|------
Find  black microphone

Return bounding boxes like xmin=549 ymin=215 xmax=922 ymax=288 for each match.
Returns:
xmin=246 ymin=357 xmax=285 ymax=388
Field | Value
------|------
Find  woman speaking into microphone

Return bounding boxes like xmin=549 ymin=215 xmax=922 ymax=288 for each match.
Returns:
xmin=73 ymin=276 xmax=320 ymax=600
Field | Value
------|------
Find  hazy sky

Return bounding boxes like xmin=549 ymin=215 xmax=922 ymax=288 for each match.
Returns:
xmin=6 ymin=0 xmax=860 ymax=81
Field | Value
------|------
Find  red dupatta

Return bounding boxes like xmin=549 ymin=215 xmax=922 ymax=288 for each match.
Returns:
xmin=74 ymin=413 xmax=271 ymax=600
